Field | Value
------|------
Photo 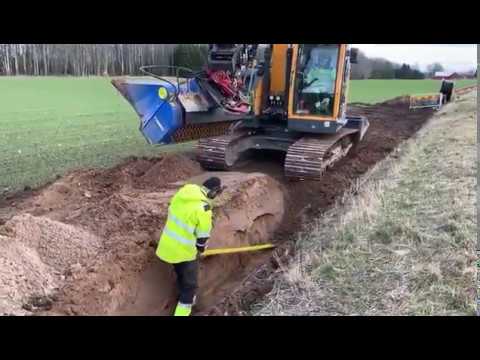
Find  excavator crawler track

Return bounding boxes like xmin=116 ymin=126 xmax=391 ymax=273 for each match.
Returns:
xmin=284 ymin=128 xmax=359 ymax=181
xmin=196 ymin=132 xmax=248 ymax=170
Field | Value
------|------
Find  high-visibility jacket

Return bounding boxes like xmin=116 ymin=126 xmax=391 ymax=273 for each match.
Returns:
xmin=303 ymin=67 xmax=336 ymax=94
xmin=156 ymin=184 xmax=213 ymax=264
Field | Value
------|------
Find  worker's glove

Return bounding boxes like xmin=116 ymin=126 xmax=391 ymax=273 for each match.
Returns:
xmin=196 ymin=238 xmax=209 ymax=254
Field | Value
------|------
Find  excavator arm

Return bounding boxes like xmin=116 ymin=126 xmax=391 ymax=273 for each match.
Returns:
xmin=111 ymin=44 xmax=264 ymax=145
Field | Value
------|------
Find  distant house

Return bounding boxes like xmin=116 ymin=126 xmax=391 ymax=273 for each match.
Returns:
xmin=465 ymin=70 xmax=477 ymax=79
xmin=432 ymin=71 xmax=463 ymax=80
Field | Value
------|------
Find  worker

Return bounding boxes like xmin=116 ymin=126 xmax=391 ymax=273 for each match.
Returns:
xmin=302 ymin=48 xmax=338 ymax=114
xmin=156 ymin=177 xmax=224 ymax=316
xmin=304 ymin=48 xmax=337 ymax=93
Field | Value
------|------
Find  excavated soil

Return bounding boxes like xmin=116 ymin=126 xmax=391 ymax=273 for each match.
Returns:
xmin=0 ymin=97 xmax=435 ymax=316
xmin=0 ymin=154 xmax=284 ymax=315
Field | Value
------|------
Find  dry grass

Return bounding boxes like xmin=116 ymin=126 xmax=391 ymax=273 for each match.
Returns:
xmin=252 ymin=91 xmax=477 ymax=316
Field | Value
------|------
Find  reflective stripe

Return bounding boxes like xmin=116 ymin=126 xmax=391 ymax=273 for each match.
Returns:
xmin=196 ymin=231 xmax=210 ymax=238
xmin=178 ymin=302 xmax=192 ymax=308
xmin=168 ymin=211 xmax=195 ymax=234
xmin=196 ymin=242 xmax=206 ymax=248
xmin=164 ymin=228 xmax=195 ymax=246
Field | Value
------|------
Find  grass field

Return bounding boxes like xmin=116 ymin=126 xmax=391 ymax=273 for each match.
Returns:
xmin=0 ymin=77 xmax=190 ymax=193
xmin=0 ymin=77 xmax=476 ymax=193
xmin=349 ymin=79 xmax=476 ymax=103
xmin=252 ymin=92 xmax=477 ymax=315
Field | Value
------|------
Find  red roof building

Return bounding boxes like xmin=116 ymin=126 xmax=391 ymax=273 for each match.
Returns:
xmin=432 ymin=71 xmax=464 ymax=80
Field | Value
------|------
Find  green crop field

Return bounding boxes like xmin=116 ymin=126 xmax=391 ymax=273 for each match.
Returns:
xmin=348 ymin=79 xmax=476 ymax=104
xmin=0 ymin=77 xmax=476 ymax=194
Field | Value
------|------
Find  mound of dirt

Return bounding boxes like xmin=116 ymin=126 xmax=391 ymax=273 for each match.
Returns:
xmin=7 ymin=154 xmax=202 ymax=221
xmin=140 ymin=155 xmax=203 ymax=187
xmin=105 ymin=154 xmax=203 ymax=190
xmin=4 ymin=214 xmax=103 ymax=272
xmin=64 ymin=192 xmax=170 ymax=239
xmin=0 ymin=235 xmax=58 ymax=315
xmin=0 ymin=153 xmax=209 ymax=315
xmin=0 ymin=214 xmax=105 ymax=315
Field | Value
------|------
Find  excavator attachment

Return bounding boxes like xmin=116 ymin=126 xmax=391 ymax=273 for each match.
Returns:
xmin=112 ymin=77 xmax=185 ymax=144
xmin=111 ymin=66 xmax=248 ymax=146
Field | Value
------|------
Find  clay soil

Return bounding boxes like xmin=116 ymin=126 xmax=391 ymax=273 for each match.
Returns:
xmin=0 ymin=98 xmax=434 ymax=316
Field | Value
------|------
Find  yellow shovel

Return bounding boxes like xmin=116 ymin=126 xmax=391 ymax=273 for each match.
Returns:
xmin=201 ymin=243 xmax=275 ymax=257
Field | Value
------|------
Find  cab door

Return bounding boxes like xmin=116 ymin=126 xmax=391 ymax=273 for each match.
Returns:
xmin=288 ymin=44 xmax=347 ymax=123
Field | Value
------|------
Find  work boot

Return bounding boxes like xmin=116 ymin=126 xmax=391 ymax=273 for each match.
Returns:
xmin=174 ymin=302 xmax=192 ymax=316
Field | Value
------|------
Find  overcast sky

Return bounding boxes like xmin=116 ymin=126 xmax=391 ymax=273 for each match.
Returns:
xmin=354 ymin=44 xmax=477 ymax=72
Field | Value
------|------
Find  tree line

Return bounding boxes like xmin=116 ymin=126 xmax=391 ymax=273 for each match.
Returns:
xmin=1 ymin=44 xmax=452 ymax=80
xmin=0 ymin=44 xmax=208 ymax=76
xmin=350 ymin=49 xmax=449 ymax=80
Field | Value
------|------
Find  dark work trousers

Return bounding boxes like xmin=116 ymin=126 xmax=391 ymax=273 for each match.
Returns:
xmin=173 ymin=260 xmax=199 ymax=304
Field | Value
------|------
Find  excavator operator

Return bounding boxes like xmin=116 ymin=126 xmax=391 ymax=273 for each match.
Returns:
xmin=156 ymin=177 xmax=223 ymax=316
xmin=301 ymin=47 xmax=338 ymax=115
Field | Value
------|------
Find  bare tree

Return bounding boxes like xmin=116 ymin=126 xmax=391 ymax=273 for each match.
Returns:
xmin=0 ymin=44 xmax=202 ymax=77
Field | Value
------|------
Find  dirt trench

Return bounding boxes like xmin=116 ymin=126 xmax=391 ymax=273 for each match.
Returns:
xmin=0 ymin=97 xmax=435 ymax=316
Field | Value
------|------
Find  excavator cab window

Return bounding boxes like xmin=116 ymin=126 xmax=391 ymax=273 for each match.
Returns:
xmin=293 ymin=44 xmax=339 ymax=116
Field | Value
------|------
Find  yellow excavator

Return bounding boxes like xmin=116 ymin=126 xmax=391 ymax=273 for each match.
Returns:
xmin=112 ymin=44 xmax=369 ymax=180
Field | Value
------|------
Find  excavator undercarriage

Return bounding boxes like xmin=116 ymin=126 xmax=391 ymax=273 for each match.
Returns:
xmin=196 ymin=115 xmax=368 ymax=180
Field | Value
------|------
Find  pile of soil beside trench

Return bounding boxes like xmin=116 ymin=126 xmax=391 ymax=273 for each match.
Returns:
xmin=0 ymin=153 xmax=284 ymax=315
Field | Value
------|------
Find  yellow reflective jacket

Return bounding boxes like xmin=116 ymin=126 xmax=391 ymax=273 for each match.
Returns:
xmin=156 ymin=184 xmax=213 ymax=263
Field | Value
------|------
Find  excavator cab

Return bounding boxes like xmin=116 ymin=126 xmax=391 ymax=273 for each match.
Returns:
xmin=292 ymin=45 xmax=339 ymax=116
xmin=286 ymin=44 xmax=354 ymax=134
